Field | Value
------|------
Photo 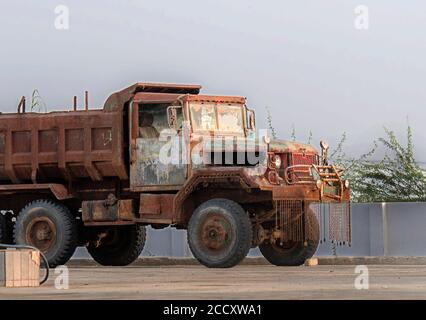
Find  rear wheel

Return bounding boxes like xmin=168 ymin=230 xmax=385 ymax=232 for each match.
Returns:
xmin=187 ymin=199 xmax=252 ymax=268
xmin=259 ymin=209 xmax=319 ymax=266
xmin=87 ymin=225 xmax=146 ymax=266
xmin=13 ymin=199 xmax=78 ymax=267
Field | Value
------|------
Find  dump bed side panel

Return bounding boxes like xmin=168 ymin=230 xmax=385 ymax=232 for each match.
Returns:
xmin=0 ymin=110 xmax=127 ymax=184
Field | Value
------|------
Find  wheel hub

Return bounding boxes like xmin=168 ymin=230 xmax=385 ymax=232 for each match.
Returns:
xmin=201 ymin=215 xmax=231 ymax=251
xmin=26 ymin=218 xmax=56 ymax=252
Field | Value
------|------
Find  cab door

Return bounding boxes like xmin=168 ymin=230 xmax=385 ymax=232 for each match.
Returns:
xmin=129 ymin=101 xmax=187 ymax=190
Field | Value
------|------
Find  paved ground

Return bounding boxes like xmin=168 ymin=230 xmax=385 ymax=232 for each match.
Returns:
xmin=2 ymin=264 xmax=426 ymax=299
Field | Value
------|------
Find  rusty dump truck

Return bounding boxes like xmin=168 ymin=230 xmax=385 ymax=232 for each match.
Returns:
xmin=0 ymin=83 xmax=350 ymax=268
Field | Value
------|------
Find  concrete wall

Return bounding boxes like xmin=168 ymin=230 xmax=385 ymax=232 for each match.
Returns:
xmin=73 ymin=202 xmax=426 ymax=258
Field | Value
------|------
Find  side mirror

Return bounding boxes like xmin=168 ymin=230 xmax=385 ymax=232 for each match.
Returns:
xmin=167 ymin=106 xmax=179 ymax=129
xmin=247 ymin=107 xmax=256 ymax=130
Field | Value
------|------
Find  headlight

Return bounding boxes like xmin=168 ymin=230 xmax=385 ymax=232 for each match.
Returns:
xmin=273 ymin=155 xmax=282 ymax=168
xmin=344 ymin=180 xmax=350 ymax=188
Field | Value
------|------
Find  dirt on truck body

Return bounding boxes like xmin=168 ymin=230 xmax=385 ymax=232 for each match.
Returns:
xmin=0 ymin=82 xmax=351 ymax=268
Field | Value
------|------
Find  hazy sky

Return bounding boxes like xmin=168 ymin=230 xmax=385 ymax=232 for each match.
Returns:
xmin=1 ymin=1 xmax=425 ymax=161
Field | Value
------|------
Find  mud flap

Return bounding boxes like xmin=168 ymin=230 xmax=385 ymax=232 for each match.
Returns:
xmin=274 ymin=200 xmax=352 ymax=245
xmin=310 ymin=202 xmax=352 ymax=246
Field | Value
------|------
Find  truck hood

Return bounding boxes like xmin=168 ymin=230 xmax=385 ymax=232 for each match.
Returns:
xmin=269 ymin=139 xmax=318 ymax=154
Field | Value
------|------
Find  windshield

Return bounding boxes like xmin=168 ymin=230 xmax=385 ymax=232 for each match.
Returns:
xmin=190 ymin=103 xmax=244 ymax=133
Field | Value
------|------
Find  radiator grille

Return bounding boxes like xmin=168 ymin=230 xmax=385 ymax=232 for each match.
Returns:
xmin=291 ymin=153 xmax=316 ymax=166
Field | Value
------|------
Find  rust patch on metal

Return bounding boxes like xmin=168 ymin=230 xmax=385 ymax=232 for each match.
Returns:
xmin=82 ymin=198 xmax=136 ymax=223
xmin=139 ymin=193 xmax=175 ymax=222
xmin=0 ymin=183 xmax=72 ymax=200
xmin=0 ymin=109 xmax=127 ymax=185
xmin=272 ymin=185 xmax=318 ymax=200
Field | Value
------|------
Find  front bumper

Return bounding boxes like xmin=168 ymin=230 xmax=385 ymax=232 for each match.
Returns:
xmin=271 ymin=184 xmax=350 ymax=202
xmin=268 ymin=164 xmax=350 ymax=202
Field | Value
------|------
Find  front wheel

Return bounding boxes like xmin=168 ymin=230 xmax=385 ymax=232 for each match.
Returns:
xmin=259 ymin=209 xmax=319 ymax=266
xmin=87 ymin=225 xmax=146 ymax=266
xmin=187 ymin=199 xmax=252 ymax=268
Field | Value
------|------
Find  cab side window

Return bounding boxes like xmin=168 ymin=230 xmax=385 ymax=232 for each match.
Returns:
xmin=138 ymin=103 xmax=183 ymax=139
xmin=138 ymin=104 xmax=167 ymax=139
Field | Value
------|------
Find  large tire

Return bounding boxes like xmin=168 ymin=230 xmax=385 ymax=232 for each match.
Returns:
xmin=13 ymin=199 xmax=78 ymax=267
xmin=259 ymin=209 xmax=319 ymax=266
xmin=87 ymin=225 xmax=146 ymax=266
xmin=0 ymin=213 xmax=7 ymax=244
xmin=187 ymin=199 xmax=252 ymax=268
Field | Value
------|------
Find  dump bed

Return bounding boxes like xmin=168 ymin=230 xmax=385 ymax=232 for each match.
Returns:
xmin=0 ymin=109 xmax=127 ymax=184
xmin=0 ymin=82 xmax=202 ymax=185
